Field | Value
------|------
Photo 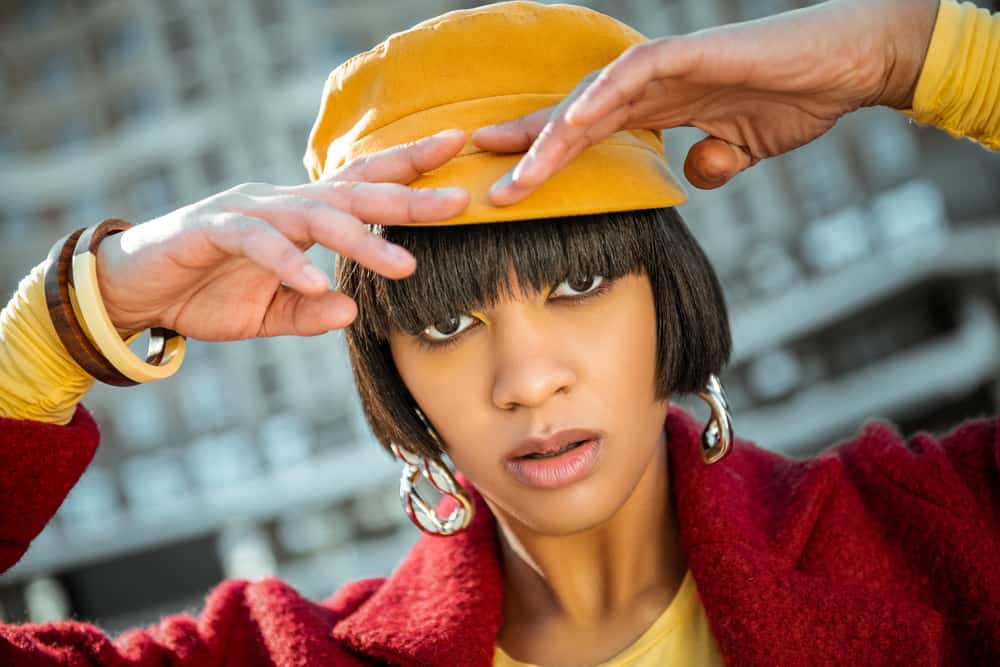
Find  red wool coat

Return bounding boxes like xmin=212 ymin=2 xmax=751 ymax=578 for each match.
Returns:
xmin=0 ymin=404 xmax=998 ymax=666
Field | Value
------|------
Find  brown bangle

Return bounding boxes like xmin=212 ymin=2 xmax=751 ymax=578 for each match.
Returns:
xmin=44 ymin=227 xmax=137 ymax=386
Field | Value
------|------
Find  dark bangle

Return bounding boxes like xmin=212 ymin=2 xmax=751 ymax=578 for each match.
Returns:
xmin=44 ymin=226 xmax=138 ymax=386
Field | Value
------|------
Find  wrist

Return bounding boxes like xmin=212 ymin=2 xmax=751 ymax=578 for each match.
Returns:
xmin=876 ymin=0 xmax=941 ymax=109
xmin=74 ymin=220 xmax=187 ymax=385
xmin=94 ymin=231 xmax=147 ymax=338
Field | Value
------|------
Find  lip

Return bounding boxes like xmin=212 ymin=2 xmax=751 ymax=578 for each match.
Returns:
xmin=506 ymin=428 xmax=602 ymax=460
xmin=504 ymin=427 xmax=604 ymax=491
xmin=505 ymin=437 xmax=603 ymax=489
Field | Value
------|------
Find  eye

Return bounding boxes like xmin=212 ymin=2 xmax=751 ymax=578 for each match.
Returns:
xmin=421 ymin=314 xmax=478 ymax=342
xmin=550 ymin=274 xmax=604 ymax=298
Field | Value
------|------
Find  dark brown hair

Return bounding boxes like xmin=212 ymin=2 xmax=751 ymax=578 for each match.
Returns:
xmin=337 ymin=207 xmax=730 ymax=459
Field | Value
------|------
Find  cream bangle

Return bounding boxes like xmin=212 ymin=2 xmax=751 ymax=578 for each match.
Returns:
xmin=71 ymin=222 xmax=186 ymax=383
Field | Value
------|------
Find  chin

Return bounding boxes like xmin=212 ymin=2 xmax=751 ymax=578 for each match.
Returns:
xmin=484 ymin=473 xmax=638 ymax=537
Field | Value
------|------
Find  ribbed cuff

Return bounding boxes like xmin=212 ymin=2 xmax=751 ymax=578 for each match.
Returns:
xmin=904 ymin=0 xmax=1000 ymax=150
xmin=0 ymin=262 xmax=95 ymax=425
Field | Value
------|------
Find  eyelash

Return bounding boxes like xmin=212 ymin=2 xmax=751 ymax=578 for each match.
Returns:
xmin=414 ymin=276 xmax=614 ymax=351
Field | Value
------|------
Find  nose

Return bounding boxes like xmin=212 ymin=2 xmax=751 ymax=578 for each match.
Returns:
xmin=490 ymin=313 xmax=576 ymax=411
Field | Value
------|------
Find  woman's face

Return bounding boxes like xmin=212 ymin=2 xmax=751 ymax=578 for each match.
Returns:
xmin=388 ymin=271 xmax=670 ymax=536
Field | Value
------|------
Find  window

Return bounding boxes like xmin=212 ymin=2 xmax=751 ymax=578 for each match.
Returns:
xmin=254 ymin=0 xmax=283 ymax=25
xmin=199 ymin=147 xmax=227 ymax=186
xmin=108 ymin=87 xmax=159 ymax=130
xmin=96 ymin=21 xmax=144 ymax=71
xmin=165 ymin=18 xmax=194 ymax=53
xmin=40 ymin=52 xmax=75 ymax=94
xmin=128 ymin=166 xmax=176 ymax=220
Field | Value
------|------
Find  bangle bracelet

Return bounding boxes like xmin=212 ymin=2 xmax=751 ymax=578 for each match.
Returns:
xmin=44 ymin=227 xmax=140 ymax=386
xmin=70 ymin=219 xmax=187 ymax=384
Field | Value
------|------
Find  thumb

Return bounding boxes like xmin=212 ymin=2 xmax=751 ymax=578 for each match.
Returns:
xmin=683 ymin=137 xmax=757 ymax=189
xmin=258 ymin=285 xmax=358 ymax=338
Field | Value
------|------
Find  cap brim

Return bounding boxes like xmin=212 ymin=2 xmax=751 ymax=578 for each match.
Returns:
xmin=406 ymin=137 xmax=688 ymax=226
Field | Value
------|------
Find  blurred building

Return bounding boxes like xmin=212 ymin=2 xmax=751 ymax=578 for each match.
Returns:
xmin=1 ymin=0 xmax=999 ymax=632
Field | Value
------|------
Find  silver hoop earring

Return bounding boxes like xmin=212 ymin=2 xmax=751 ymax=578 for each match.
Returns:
xmin=389 ymin=409 xmax=474 ymax=536
xmin=696 ymin=374 xmax=733 ymax=464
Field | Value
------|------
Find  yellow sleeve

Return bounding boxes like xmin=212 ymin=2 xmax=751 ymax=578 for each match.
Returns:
xmin=0 ymin=262 xmax=95 ymax=425
xmin=904 ymin=0 xmax=1000 ymax=149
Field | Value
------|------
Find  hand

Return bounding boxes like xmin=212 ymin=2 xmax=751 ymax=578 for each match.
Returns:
xmin=93 ymin=130 xmax=469 ymax=341
xmin=474 ymin=0 xmax=939 ymax=203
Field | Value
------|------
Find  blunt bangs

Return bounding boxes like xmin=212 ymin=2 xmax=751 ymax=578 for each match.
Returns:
xmin=353 ymin=211 xmax=649 ymax=339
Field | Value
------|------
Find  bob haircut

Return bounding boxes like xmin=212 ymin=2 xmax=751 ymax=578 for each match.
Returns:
xmin=337 ymin=207 xmax=731 ymax=460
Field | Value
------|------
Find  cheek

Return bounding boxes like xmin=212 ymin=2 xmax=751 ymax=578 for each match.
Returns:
xmin=388 ymin=337 xmax=489 ymax=441
xmin=614 ymin=304 xmax=659 ymax=397
xmin=572 ymin=282 xmax=660 ymax=400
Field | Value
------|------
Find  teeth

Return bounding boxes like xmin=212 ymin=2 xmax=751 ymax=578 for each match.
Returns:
xmin=524 ymin=440 xmax=584 ymax=460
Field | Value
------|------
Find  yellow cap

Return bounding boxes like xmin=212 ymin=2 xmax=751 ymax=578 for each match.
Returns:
xmin=303 ymin=1 xmax=687 ymax=225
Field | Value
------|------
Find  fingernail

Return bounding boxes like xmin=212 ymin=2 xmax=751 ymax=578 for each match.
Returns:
xmin=301 ymin=265 xmax=330 ymax=289
xmin=434 ymin=187 xmax=465 ymax=197
xmin=491 ymin=171 xmax=513 ymax=195
xmin=434 ymin=129 xmax=465 ymax=140
xmin=565 ymin=99 xmax=587 ymax=126
xmin=384 ymin=243 xmax=410 ymax=260
xmin=511 ymin=155 xmax=532 ymax=183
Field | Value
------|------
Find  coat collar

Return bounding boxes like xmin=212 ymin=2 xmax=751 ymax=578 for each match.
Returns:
xmin=331 ymin=481 xmax=504 ymax=666
xmin=333 ymin=407 xmax=943 ymax=666
xmin=665 ymin=409 xmax=944 ymax=666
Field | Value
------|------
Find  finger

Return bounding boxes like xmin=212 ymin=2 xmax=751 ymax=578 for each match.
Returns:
xmin=503 ymin=73 xmax=601 ymax=185
xmin=278 ymin=182 xmax=469 ymax=227
xmin=487 ymin=131 xmax=593 ymax=207
xmin=228 ymin=195 xmax=417 ymax=279
xmin=332 ymin=128 xmax=467 ymax=184
xmin=683 ymin=136 xmax=756 ymax=189
xmin=488 ymin=104 xmax=629 ymax=207
xmin=204 ymin=212 xmax=342 ymax=294
xmin=258 ymin=285 xmax=359 ymax=338
xmin=488 ymin=39 xmax=698 ymax=204
xmin=470 ymin=107 xmax=552 ymax=154
xmin=564 ymin=39 xmax=693 ymax=127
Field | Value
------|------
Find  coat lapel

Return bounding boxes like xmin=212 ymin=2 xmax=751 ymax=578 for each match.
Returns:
xmin=666 ymin=409 xmax=945 ymax=666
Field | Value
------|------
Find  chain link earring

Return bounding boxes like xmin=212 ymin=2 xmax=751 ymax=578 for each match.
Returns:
xmin=696 ymin=374 xmax=733 ymax=464
xmin=389 ymin=407 xmax=474 ymax=536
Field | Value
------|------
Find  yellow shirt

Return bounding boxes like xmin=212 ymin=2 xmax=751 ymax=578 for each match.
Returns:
xmin=493 ymin=569 xmax=725 ymax=667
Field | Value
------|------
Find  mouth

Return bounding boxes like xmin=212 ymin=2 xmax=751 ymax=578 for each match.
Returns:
xmin=505 ymin=428 xmax=604 ymax=489
xmin=506 ymin=427 xmax=602 ymax=461
xmin=518 ymin=439 xmax=589 ymax=459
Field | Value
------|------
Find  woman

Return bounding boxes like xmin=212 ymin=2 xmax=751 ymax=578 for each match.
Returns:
xmin=1 ymin=0 xmax=997 ymax=665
